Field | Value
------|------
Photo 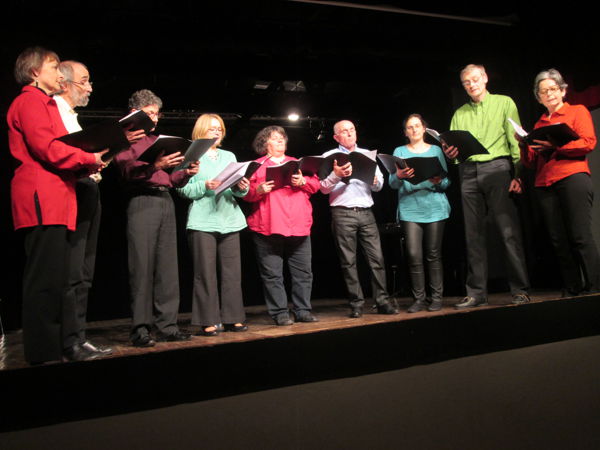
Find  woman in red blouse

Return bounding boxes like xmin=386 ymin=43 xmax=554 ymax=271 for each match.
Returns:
xmin=519 ymin=68 xmax=600 ymax=295
xmin=7 ymin=47 xmax=105 ymax=363
xmin=244 ymin=126 xmax=320 ymax=325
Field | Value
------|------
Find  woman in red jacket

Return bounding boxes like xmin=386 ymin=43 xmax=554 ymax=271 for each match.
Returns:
xmin=519 ymin=68 xmax=599 ymax=295
xmin=7 ymin=47 xmax=105 ymax=364
xmin=243 ymin=126 xmax=320 ymax=325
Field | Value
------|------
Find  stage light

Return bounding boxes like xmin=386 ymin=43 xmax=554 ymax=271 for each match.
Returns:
xmin=288 ymin=112 xmax=300 ymax=122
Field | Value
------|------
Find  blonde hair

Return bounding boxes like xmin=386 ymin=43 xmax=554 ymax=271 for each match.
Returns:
xmin=192 ymin=113 xmax=226 ymax=142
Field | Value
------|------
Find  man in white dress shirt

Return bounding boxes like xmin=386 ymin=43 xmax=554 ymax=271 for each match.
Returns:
xmin=321 ymin=120 xmax=398 ymax=318
xmin=54 ymin=61 xmax=112 ymax=359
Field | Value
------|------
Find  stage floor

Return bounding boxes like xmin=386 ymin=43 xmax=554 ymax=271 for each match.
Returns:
xmin=0 ymin=291 xmax=566 ymax=371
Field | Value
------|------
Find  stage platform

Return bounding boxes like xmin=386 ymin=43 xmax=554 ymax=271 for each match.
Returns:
xmin=1 ymin=291 xmax=600 ymax=434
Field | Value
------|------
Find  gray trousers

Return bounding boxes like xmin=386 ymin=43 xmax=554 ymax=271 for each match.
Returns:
xmin=126 ymin=191 xmax=180 ymax=339
xmin=459 ymin=158 xmax=530 ymax=300
xmin=188 ymin=230 xmax=246 ymax=326
xmin=331 ymin=207 xmax=389 ymax=308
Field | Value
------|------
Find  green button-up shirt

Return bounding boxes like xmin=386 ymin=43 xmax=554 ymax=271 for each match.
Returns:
xmin=450 ymin=92 xmax=522 ymax=170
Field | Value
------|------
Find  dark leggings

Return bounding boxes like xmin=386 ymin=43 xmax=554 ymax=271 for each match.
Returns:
xmin=402 ymin=220 xmax=445 ymax=302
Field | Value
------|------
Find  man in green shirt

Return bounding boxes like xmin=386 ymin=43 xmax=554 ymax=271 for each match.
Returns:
xmin=444 ymin=64 xmax=530 ymax=308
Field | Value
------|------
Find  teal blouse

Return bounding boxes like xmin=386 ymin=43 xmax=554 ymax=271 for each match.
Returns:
xmin=177 ymin=149 xmax=248 ymax=233
xmin=388 ymin=144 xmax=451 ymax=223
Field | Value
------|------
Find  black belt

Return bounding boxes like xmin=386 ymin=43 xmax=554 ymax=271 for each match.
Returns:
xmin=127 ymin=185 xmax=170 ymax=196
xmin=332 ymin=205 xmax=370 ymax=212
xmin=463 ymin=155 xmax=511 ymax=165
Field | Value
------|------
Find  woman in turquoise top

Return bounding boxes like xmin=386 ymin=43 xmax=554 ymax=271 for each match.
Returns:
xmin=178 ymin=113 xmax=249 ymax=335
xmin=389 ymin=114 xmax=450 ymax=313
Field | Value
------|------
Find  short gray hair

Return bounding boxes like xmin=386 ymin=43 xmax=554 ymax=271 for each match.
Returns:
xmin=128 ymin=89 xmax=163 ymax=110
xmin=58 ymin=60 xmax=87 ymax=82
xmin=533 ymin=68 xmax=568 ymax=101
xmin=460 ymin=64 xmax=486 ymax=79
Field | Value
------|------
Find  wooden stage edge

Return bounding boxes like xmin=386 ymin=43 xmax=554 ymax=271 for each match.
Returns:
xmin=1 ymin=290 xmax=600 ymax=431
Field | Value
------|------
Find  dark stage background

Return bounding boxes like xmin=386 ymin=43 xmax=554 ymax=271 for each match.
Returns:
xmin=1 ymin=1 xmax=599 ymax=330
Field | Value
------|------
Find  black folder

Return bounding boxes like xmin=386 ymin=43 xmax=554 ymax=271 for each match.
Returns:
xmin=118 ymin=110 xmax=156 ymax=133
xmin=266 ymin=160 xmax=303 ymax=190
xmin=57 ymin=110 xmax=156 ymax=156
xmin=378 ymin=154 xmax=447 ymax=185
xmin=57 ymin=121 xmax=130 ymax=153
xmin=426 ymin=128 xmax=489 ymax=162
xmin=525 ymin=123 xmax=579 ymax=148
xmin=137 ymin=135 xmax=192 ymax=164
xmin=320 ymin=150 xmax=378 ymax=185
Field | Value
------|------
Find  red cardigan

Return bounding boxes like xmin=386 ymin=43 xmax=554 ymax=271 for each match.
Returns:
xmin=520 ymin=102 xmax=597 ymax=187
xmin=7 ymin=86 xmax=98 ymax=231
xmin=244 ymin=154 xmax=320 ymax=237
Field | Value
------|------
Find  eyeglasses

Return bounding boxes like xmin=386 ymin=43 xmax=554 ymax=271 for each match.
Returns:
xmin=461 ymin=76 xmax=481 ymax=87
xmin=70 ymin=79 xmax=93 ymax=88
xmin=538 ymin=85 xmax=561 ymax=96
xmin=207 ymin=127 xmax=223 ymax=133
xmin=143 ymin=110 xmax=162 ymax=119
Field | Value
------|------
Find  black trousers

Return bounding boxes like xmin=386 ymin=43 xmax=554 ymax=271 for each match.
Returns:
xmin=253 ymin=232 xmax=313 ymax=318
xmin=402 ymin=220 xmax=445 ymax=302
xmin=536 ymin=172 xmax=600 ymax=293
xmin=22 ymin=225 xmax=73 ymax=363
xmin=459 ymin=158 xmax=530 ymax=300
xmin=188 ymin=230 xmax=246 ymax=326
xmin=331 ymin=207 xmax=389 ymax=308
xmin=64 ymin=178 xmax=101 ymax=348
xmin=126 ymin=191 xmax=181 ymax=339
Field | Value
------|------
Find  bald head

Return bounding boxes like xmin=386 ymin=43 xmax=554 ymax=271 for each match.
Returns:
xmin=333 ymin=120 xmax=357 ymax=151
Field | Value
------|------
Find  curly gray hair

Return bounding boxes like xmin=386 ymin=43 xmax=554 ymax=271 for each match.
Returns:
xmin=252 ymin=126 xmax=288 ymax=155
xmin=128 ymin=89 xmax=163 ymax=110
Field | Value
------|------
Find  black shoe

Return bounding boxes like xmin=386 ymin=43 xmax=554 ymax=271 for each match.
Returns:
xmin=512 ymin=293 xmax=531 ymax=304
xmin=63 ymin=343 xmax=101 ymax=362
xmin=156 ymin=330 xmax=192 ymax=342
xmin=349 ymin=306 xmax=363 ymax=318
xmin=132 ymin=335 xmax=156 ymax=347
xmin=223 ymin=323 xmax=248 ymax=332
xmin=197 ymin=326 xmax=219 ymax=336
xmin=274 ymin=315 xmax=294 ymax=326
xmin=81 ymin=340 xmax=113 ymax=355
xmin=427 ymin=299 xmax=443 ymax=312
xmin=455 ymin=296 xmax=487 ymax=310
xmin=377 ymin=302 xmax=398 ymax=315
xmin=295 ymin=312 xmax=318 ymax=323
xmin=407 ymin=299 xmax=427 ymax=313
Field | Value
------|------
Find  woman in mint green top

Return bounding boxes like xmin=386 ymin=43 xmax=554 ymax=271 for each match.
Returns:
xmin=177 ymin=114 xmax=249 ymax=336
xmin=389 ymin=114 xmax=450 ymax=313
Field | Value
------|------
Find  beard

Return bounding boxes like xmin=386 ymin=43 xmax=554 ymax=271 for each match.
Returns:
xmin=74 ymin=91 xmax=90 ymax=107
